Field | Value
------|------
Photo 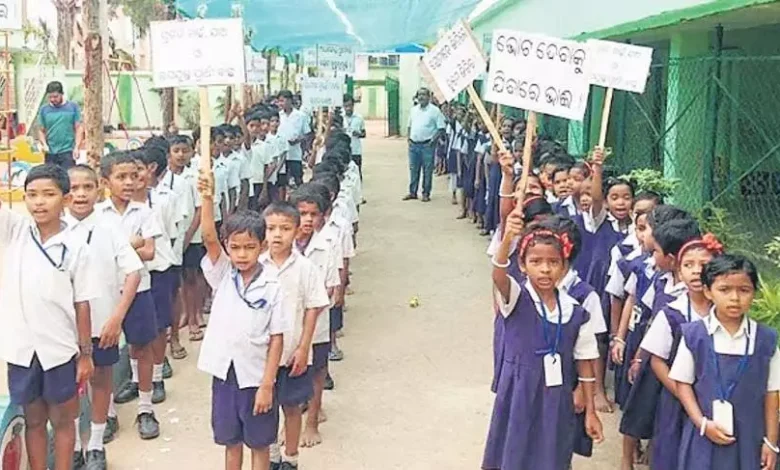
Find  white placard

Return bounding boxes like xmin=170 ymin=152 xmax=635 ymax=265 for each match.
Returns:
xmin=354 ymin=54 xmax=370 ymax=80
xmin=150 ymin=19 xmax=245 ymax=88
xmin=586 ymin=39 xmax=653 ymax=93
xmin=485 ymin=30 xmax=590 ymax=121
xmin=244 ymin=47 xmax=268 ymax=85
xmin=301 ymin=77 xmax=344 ymax=109
xmin=422 ymin=21 xmax=487 ymax=101
xmin=317 ymin=45 xmax=355 ymax=74
xmin=0 ymin=0 xmax=23 ymax=31
xmin=274 ymin=56 xmax=286 ymax=72
xmin=303 ymin=48 xmax=318 ymax=67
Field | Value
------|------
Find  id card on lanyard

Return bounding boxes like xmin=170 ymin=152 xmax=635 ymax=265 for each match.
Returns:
xmin=535 ymin=292 xmax=564 ymax=387
xmin=710 ymin=317 xmax=750 ymax=436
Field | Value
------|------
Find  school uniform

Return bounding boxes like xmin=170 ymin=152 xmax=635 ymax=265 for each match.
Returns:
xmin=258 ymin=251 xmax=329 ymax=406
xmin=483 ymin=139 xmax=510 ymax=234
xmin=270 ymin=132 xmax=289 ymax=189
xmin=670 ymin=315 xmax=780 ymax=470
xmin=326 ymin=213 xmax=355 ymax=333
xmin=473 ymin=134 xmax=490 ymax=217
xmin=447 ymin=122 xmax=464 ymax=192
xmin=198 ymin=251 xmax=288 ymax=449
xmin=484 ymin=276 xmax=599 ymax=470
xmin=279 ymin=108 xmax=311 ymax=186
xmin=345 ymin=160 xmax=363 ymax=209
xmin=298 ymin=228 xmax=342 ymax=371
xmin=181 ymin=165 xmax=206 ymax=269
xmin=545 ymin=190 xmax=559 ymax=205
xmin=461 ymin=131 xmax=478 ymax=200
xmin=226 ymin=150 xmax=242 ymax=208
xmin=96 ymin=200 xmax=162 ymax=346
xmin=0 ymin=208 xmax=99 ymax=405
xmin=345 ymin=112 xmax=365 ymax=179
xmin=552 ymin=195 xmax=579 ymax=217
xmin=160 ymin=169 xmax=198 ymax=278
xmin=65 ymin=210 xmax=144 ymax=366
xmin=146 ymin=187 xmax=183 ymax=332
xmin=213 ymin=156 xmax=230 ymax=227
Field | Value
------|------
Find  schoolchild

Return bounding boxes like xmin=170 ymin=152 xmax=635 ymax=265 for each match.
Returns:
xmin=670 ymin=255 xmax=780 ymax=470
xmin=247 ymin=112 xmax=272 ymax=210
xmin=0 ymin=164 xmax=98 ymax=470
xmin=266 ymin=109 xmax=288 ymax=203
xmin=196 ymin=169 xmax=287 ymax=470
xmin=553 ymin=161 xmax=590 ymax=217
xmin=66 ymin=165 xmax=143 ymax=468
xmin=473 ymin=121 xmax=490 ymax=231
xmin=343 ymin=95 xmax=366 ymax=182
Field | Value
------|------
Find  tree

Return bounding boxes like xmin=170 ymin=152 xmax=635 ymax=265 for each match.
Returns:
xmin=54 ymin=0 xmax=78 ymax=67
xmin=82 ymin=0 xmax=104 ymax=168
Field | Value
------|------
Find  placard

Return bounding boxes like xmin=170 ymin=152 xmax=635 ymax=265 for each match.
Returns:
xmin=317 ymin=45 xmax=355 ymax=74
xmin=303 ymin=48 xmax=318 ymax=67
xmin=485 ymin=30 xmax=590 ymax=121
xmin=274 ymin=56 xmax=286 ymax=72
xmin=244 ymin=47 xmax=268 ymax=85
xmin=586 ymin=39 xmax=653 ymax=93
xmin=150 ymin=19 xmax=245 ymax=88
xmin=301 ymin=77 xmax=344 ymax=109
xmin=421 ymin=21 xmax=487 ymax=102
xmin=0 ymin=0 xmax=22 ymax=30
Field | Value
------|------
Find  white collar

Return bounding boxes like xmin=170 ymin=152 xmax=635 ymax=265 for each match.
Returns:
xmin=557 ymin=269 xmax=580 ymax=292
xmin=299 ymin=230 xmax=329 ymax=257
xmin=30 ymin=221 xmax=70 ymax=247
xmin=523 ymin=278 xmax=578 ymax=317
xmin=606 ymin=211 xmax=633 ymax=235
xmin=664 ymin=277 xmax=687 ymax=296
xmin=667 ymin=293 xmax=710 ymax=321
xmin=259 ymin=249 xmax=300 ymax=273
xmin=100 ymin=199 xmax=144 ymax=215
xmin=64 ymin=209 xmax=98 ymax=229
xmin=707 ymin=312 xmax=751 ymax=339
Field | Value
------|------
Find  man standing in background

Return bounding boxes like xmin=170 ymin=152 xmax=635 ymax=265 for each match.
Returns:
xmin=403 ymin=88 xmax=445 ymax=203
xmin=37 ymin=81 xmax=83 ymax=169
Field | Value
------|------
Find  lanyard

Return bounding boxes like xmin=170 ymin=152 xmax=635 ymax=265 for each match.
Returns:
xmin=232 ymin=267 xmax=267 ymax=310
xmin=146 ymin=189 xmax=153 ymax=208
xmin=710 ymin=317 xmax=751 ymax=402
xmin=29 ymin=227 xmax=67 ymax=271
xmin=169 ymin=172 xmax=175 ymax=190
xmin=535 ymin=291 xmax=563 ymax=357
xmin=86 ymin=228 xmax=94 ymax=245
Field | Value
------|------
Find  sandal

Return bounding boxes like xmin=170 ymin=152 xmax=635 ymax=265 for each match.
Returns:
xmin=171 ymin=344 xmax=188 ymax=360
xmin=189 ymin=329 xmax=204 ymax=342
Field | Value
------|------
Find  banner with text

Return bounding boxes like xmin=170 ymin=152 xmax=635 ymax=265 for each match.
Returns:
xmin=316 ymin=45 xmax=355 ymax=74
xmin=150 ymin=19 xmax=245 ymax=88
xmin=422 ymin=21 xmax=487 ymax=102
xmin=586 ymin=39 xmax=653 ymax=93
xmin=485 ymin=30 xmax=590 ymax=121
xmin=301 ymin=77 xmax=344 ymax=109
xmin=244 ymin=47 xmax=268 ymax=85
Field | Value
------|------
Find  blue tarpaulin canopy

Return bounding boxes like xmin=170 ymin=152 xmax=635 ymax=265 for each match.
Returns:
xmin=176 ymin=0 xmax=481 ymax=51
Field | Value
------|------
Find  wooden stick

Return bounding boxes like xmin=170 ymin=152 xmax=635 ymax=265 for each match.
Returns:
xmin=199 ymin=87 xmax=211 ymax=170
xmin=514 ymin=111 xmax=537 ymax=210
xmin=598 ymin=87 xmax=614 ymax=148
xmin=466 ymin=84 xmax=506 ymax=154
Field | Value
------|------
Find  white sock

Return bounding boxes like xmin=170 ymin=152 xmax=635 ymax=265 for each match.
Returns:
xmin=269 ymin=443 xmax=281 ymax=463
xmin=108 ymin=396 xmax=117 ymax=418
xmin=283 ymin=452 xmax=299 ymax=464
xmin=152 ymin=364 xmax=163 ymax=382
xmin=131 ymin=359 xmax=139 ymax=383
xmin=88 ymin=422 xmax=106 ymax=451
xmin=138 ymin=391 xmax=153 ymax=415
xmin=74 ymin=419 xmax=82 ymax=451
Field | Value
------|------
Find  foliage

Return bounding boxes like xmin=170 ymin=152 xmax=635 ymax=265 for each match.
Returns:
xmin=751 ymin=274 xmax=780 ymax=331
xmin=177 ymin=89 xmax=199 ymax=130
xmin=69 ymin=85 xmax=85 ymax=109
xmin=108 ymin=0 xmax=169 ymax=35
xmin=766 ymin=236 xmax=780 ymax=270
xmin=693 ymin=203 xmax=753 ymax=255
xmin=21 ymin=19 xmax=56 ymax=63
xmin=620 ymin=168 xmax=680 ymax=199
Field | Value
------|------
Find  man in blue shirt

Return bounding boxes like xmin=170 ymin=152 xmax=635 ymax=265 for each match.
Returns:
xmin=37 ymin=81 xmax=83 ymax=169
xmin=404 ymin=88 xmax=445 ymax=203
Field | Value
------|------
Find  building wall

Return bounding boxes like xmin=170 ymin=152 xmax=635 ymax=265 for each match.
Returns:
xmin=399 ymin=53 xmax=425 ymax=137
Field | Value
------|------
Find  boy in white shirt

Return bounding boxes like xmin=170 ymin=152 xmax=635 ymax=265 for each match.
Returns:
xmin=0 ymin=164 xmax=98 ymax=470
xmin=224 ymin=125 xmax=243 ymax=214
xmin=261 ymin=202 xmax=330 ymax=470
xmin=343 ymin=95 xmax=366 ymax=182
xmin=98 ymin=152 xmax=163 ymax=440
xmin=196 ymin=167 xmax=288 ymax=470
xmin=290 ymin=185 xmax=342 ymax=449
xmin=66 ymin=165 xmax=143 ymax=468
xmin=267 ymin=111 xmax=289 ymax=202
xmin=248 ymin=113 xmax=271 ymax=210
xmin=212 ymin=128 xmax=231 ymax=234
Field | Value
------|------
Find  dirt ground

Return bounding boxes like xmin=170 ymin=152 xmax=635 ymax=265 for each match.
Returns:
xmin=2 ymin=123 xmax=625 ymax=469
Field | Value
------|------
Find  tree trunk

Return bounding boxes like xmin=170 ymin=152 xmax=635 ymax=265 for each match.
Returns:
xmin=224 ymin=86 xmax=233 ymax=122
xmin=55 ymin=1 xmax=76 ymax=68
xmin=82 ymin=0 xmax=103 ymax=169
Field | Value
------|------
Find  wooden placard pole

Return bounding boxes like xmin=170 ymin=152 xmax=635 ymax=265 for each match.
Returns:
xmin=598 ymin=87 xmax=614 ymax=148
xmin=199 ymin=87 xmax=211 ymax=170
xmin=514 ymin=111 xmax=537 ymax=209
xmin=466 ymin=85 xmax=506 ymax=153
xmin=2 ymin=32 xmax=10 ymax=208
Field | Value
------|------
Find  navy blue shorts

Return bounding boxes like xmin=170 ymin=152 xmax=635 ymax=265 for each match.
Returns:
xmin=151 ymin=269 xmax=177 ymax=331
xmin=312 ymin=343 xmax=330 ymax=371
xmin=275 ymin=366 xmax=313 ymax=407
xmin=123 ymin=290 xmax=158 ymax=346
xmin=91 ymin=338 xmax=119 ymax=367
xmin=329 ymin=306 xmax=344 ymax=333
xmin=211 ymin=366 xmax=278 ymax=449
xmin=8 ymin=354 xmax=77 ymax=405
xmin=183 ymin=244 xmax=205 ymax=270
xmin=169 ymin=266 xmax=183 ymax=291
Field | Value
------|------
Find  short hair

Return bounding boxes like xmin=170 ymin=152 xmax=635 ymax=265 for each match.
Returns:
xmin=262 ymin=201 xmax=300 ymax=226
xmin=24 ymin=164 xmax=70 ymax=193
xmin=653 ymin=219 xmax=702 ymax=257
xmin=68 ymin=164 xmax=99 ymax=184
xmin=290 ymin=185 xmax=330 ymax=214
xmin=570 ymin=161 xmax=591 ymax=178
xmin=100 ymin=151 xmax=138 ymax=178
xmin=702 ymin=254 xmax=759 ymax=290
xmin=551 ymin=164 xmax=571 ymax=181
xmin=144 ymin=135 xmax=170 ymax=153
xmin=635 ymin=190 xmax=664 ymax=207
xmin=311 ymin=172 xmax=341 ymax=197
xmin=277 ymin=90 xmax=293 ymax=100
xmin=168 ymin=134 xmax=193 ymax=148
xmin=300 ymin=182 xmax=333 ymax=213
xmin=46 ymin=81 xmax=64 ymax=94
xmin=604 ymin=177 xmax=635 ymax=198
xmin=192 ymin=127 xmax=201 ymax=144
xmin=522 ymin=196 xmax=554 ymax=224
xmin=343 ymin=94 xmax=354 ymax=104
xmin=647 ymin=205 xmax=692 ymax=229
xmin=221 ymin=210 xmax=265 ymax=242
xmin=140 ymin=145 xmax=168 ymax=177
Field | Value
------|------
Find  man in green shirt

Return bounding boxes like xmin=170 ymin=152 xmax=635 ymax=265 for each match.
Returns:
xmin=37 ymin=81 xmax=83 ymax=169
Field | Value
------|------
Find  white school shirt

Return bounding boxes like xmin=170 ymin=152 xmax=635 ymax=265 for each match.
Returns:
xmin=495 ymin=276 xmax=600 ymax=360
xmin=300 ymin=228 xmax=343 ymax=345
xmin=409 ymin=104 xmax=445 ymax=143
xmin=335 ymin=190 xmax=359 ymax=224
xmin=558 ymin=270 xmax=608 ymax=335
xmin=198 ymin=251 xmax=288 ymax=389
xmin=181 ymin=165 xmax=204 ymax=244
xmin=213 ymin=157 xmax=230 ymax=222
xmin=145 ymin=187 xmax=181 ymax=273
xmin=226 ymin=150 xmax=243 ymax=191
xmin=346 ymin=161 xmax=362 ymax=206
xmin=65 ymin=210 xmax=144 ymax=336
xmin=669 ymin=313 xmax=780 ymax=391
xmin=250 ymin=138 xmax=270 ymax=186
xmin=259 ymin=251 xmax=330 ymax=366
xmin=605 ymin=242 xmax=644 ymax=299
xmin=159 ymin=169 xmax=196 ymax=264
xmin=344 ymin=112 xmax=365 ymax=156
xmin=96 ymin=200 xmax=162 ymax=292
xmin=0 ymin=208 xmax=100 ymax=370
xmin=640 ymin=294 xmax=708 ymax=360
xmin=327 ymin=213 xmax=355 ymax=259
xmin=269 ymin=132 xmax=289 ymax=175
xmin=279 ymin=108 xmax=311 ymax=162
xmin=238 ymin=147 xmax=253 ymax=182
xmin=640 ymin=273 xmax=683 ymax=311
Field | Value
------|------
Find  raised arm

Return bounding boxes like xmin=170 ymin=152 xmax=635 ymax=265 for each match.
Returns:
xmin=197 ymin=169 xmax=222 ymax=264
xmin=590 ymin=147 xmax=605 ymax=218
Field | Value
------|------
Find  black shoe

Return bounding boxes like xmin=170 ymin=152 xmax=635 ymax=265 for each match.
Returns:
xmin=401 ymin=194 xmax=418 ymax=201
xmin=162 ymin=357 xmax=173 ymax=379
xmin=73 ymin=451 xmax=86 ymax=470
xmin=114 ymin=382 xmax=139 ymax=404
xmin=270 ymin=463 xmax=281 ymax=470
xmin=152 ymin=381 xmax=166 ymax=404
xmin=102 ymin=416 xmax=119 ymax=444
xmin=324 ymin=373 xmax=335 ymax=391
xmin=135 ymin=412 xmax=160 ymax=440
xmin=280 ymin=462 xmax=299 ymax=470
xmin=85 ymin=449 xmax=107 ymax=470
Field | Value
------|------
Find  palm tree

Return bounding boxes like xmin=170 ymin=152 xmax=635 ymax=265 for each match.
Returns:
xmin=53 ymin=0 xmax=78 ymax=67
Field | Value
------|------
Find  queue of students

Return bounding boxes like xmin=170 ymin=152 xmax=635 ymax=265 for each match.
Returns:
xmin=0 ymin=89 xmax=364 ymax=470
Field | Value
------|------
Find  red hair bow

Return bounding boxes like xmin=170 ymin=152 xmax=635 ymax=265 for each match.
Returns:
xmin=701 ymin=233 xmax=724 ymax=254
